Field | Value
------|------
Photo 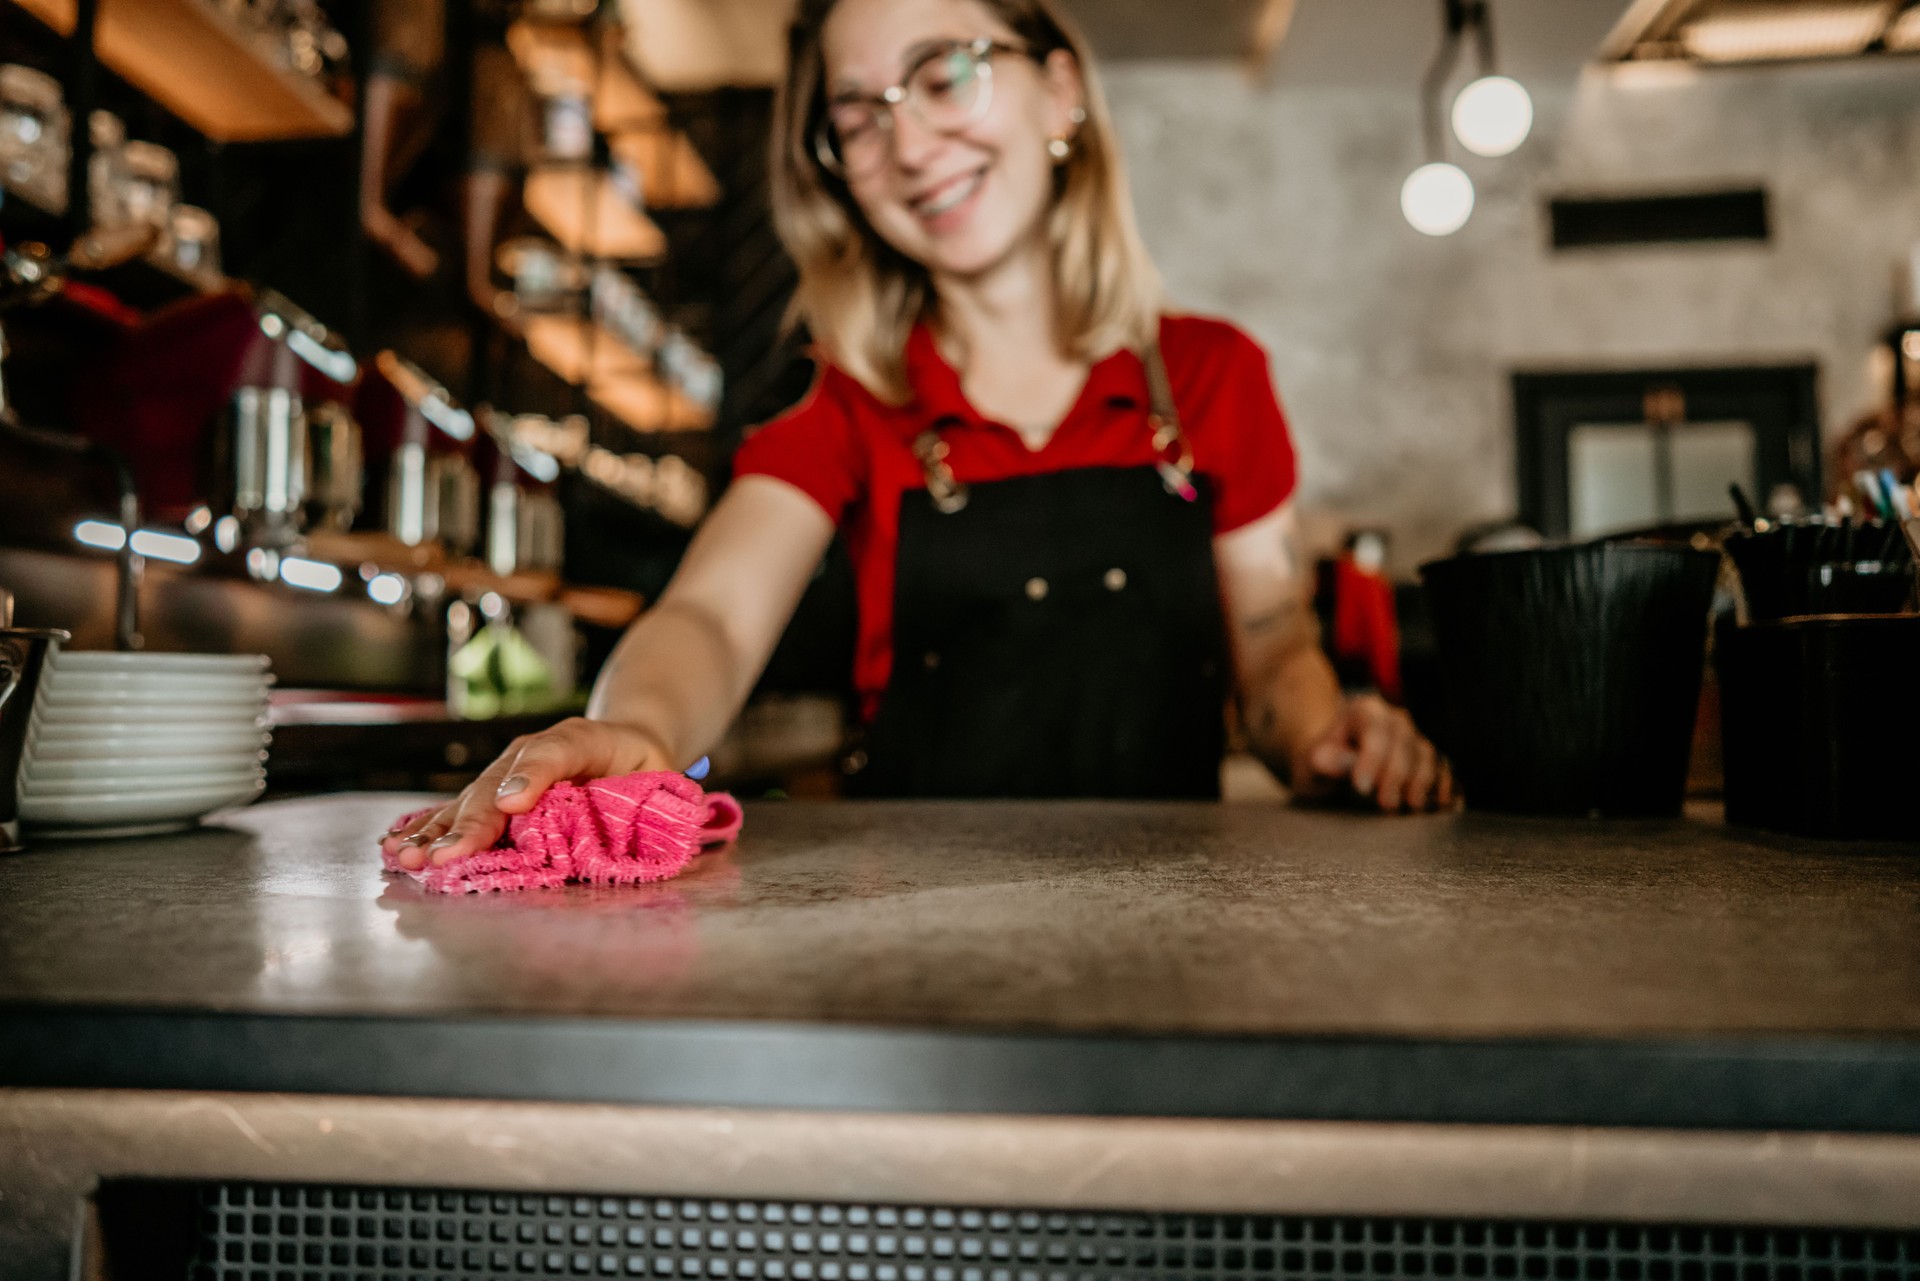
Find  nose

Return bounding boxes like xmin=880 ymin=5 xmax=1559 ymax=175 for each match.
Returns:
xmin=886 ymin=107 xmax=945 ymax=173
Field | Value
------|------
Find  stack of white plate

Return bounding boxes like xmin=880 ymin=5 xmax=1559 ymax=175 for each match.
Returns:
xmin=20 ymin=652 xmax=273 ymax=838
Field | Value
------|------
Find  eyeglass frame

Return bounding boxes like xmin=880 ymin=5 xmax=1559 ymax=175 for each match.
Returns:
xmin=812 ymin=36 xmax=1036 ymax=181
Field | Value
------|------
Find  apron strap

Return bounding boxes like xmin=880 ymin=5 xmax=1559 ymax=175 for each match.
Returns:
xmin=1142 ymin=339 xmax=1200 ymax=502
xmin=911 ymin=334 xmax=1202 ymax=513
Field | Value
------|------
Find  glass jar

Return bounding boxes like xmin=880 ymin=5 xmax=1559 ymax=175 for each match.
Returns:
xmin=497 ymin=237 xmax=585 ymax=312
xmin=168 ymin=204 xmax=222 ymax=279
xmin=0 ymin=65 xmax=69 ymax=212
xmin=117 ymin=139 xmax=179 ymax=231
xmin=87 ymin=110 xmax=127 ymax=227
xmin=590 ymin=266 xmax=661 ymax=354
xmin=541 ymin=92 xmax=593 ymax=162
xmin=659 ymin=329 xmax=723 ymax=413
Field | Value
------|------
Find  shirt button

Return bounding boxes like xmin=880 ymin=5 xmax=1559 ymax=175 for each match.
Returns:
xmin=1104 ymin=568 xmax=1127 ymax=592
xmin=1024 ymin=577 xmax=1049 ymax=601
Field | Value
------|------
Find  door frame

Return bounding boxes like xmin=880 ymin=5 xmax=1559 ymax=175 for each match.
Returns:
xmin=1512 ymin=364 xmax=1822 ymax=539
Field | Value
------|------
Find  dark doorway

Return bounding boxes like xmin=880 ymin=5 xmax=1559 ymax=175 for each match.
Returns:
xmin=1512 ymin=365 xmax=1821 ymax=539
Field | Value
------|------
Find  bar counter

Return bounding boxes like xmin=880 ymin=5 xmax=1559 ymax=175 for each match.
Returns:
xmin=4 ymin=795 xmax=1920 ymax=1275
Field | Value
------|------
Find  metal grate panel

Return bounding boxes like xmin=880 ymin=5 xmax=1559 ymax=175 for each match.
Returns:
xmin=183 ymin=1183 xmax=1920 ymax=1281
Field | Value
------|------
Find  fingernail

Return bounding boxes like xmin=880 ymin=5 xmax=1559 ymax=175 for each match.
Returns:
xmin=686 ymin=757 xmax=711 ymax=782
xmin=1353 ymin=774 xmax=1375 ymax=795
xmin=399 ymin=831 xmax=430 ymax=847
xmin=496 ymin=775 xmax=529 ymax=798
xmin=428 ymin=834 xmax=461 ymax=851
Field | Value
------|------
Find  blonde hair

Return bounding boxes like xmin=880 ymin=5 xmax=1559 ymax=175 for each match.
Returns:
xmin=771 ymin=0 xmax=1163 ymax=405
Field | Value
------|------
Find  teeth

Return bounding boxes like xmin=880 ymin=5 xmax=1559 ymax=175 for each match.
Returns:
xmin=918 ymin=173 xmax=982 ymax=218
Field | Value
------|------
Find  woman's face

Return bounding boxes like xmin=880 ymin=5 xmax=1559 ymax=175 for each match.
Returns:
xmin=820 ymin=0 xmax=1082 ymax=281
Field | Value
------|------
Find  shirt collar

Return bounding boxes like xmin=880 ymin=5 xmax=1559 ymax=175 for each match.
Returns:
xmin=905 ymin=323 xmax=974 ymax=429
xmin=904 ymin=323 xmax=1149 ymax=435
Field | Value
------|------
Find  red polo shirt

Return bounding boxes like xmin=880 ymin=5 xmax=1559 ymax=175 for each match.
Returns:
xmin=733 ymin=313 xmax=1298 ymax=718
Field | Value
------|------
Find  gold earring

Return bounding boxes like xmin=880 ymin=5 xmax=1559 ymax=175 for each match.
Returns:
xmin=1048 ymin=136 xmax=1071 ymax=161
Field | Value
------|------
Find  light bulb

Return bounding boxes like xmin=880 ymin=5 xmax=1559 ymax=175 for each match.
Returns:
xmin=1401 ymin=163 xmax=1475 ymax=236
xmin=1451 ymin=75 xmax=1533 ymax=157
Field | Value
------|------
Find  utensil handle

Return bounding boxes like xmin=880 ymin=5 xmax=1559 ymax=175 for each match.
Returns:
xmin=0 ymin=637 xmax=23 ymax=717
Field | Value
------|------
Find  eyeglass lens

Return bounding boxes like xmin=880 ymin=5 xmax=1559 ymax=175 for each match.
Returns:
xmin=823 ymin=43 xmax=994 ymax=177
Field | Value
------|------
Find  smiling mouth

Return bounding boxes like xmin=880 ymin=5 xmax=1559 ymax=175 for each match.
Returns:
xmin=910 ymin=168 xmax=987 ymax=220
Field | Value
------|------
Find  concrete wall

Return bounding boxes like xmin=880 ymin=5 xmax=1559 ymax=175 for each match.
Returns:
xmin=1101 ymin=55 xmax=1920 ymax=575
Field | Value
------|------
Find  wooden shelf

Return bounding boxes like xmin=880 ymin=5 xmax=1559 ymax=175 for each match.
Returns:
xmin=590 ymin=369 xmax=715 ymax=434
xmin=506 ymin=19 xmax=667 ymax=134
xmin=522 ymin=312 xmax=650 ymax=386
xmin=16 ymin=0 xmax=352 ymax=142
xmin=618 ymin=0 xmax=787 ymax=91
xmin=524 ymin=165 xmax=667 ymax=261
xmin=608 ymin=127 xmax=721 ymax=209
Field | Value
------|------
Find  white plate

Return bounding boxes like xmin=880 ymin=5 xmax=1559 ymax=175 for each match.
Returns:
xmin=23 ymin=768 xmax=263 ymax=795
xmin=21 ymin=777 xmax=266 ymax=826
xmin=43 ymin=679 xmax=274 ymax=710
xmin=24 ymin=750 xmax=269 ymax=783
xmin=36 ymin=703 xmax=269 ymax=729
xmin=23 ymin=766 xmax=265 ymax=800
xmin=27 ymin=725 xmax=271 ymax=757
xmin=53 ymin=652 xmax=271 ymax=675
xmin=46 ymin=667 xmax=274 ymax=692
xmin=41 ymin=693 xmax=270 ymax=718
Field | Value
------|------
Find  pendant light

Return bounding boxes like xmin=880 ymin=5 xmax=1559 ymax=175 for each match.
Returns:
xmin=1402 ymin=0 xmax=1528 ymax=236
xmin=1402 ymin=162 xmax=1475 ymax=237
xmin=1452 ymin=74 xmax=1532 ymax=157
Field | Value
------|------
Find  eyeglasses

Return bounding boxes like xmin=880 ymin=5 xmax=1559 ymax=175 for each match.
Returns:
xmin=814 ymin=37 xmax=1030 ymax=181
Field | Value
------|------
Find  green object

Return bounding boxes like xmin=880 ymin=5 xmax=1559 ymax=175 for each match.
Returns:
xmin=449 ymin=621 xmax=558 ymax=719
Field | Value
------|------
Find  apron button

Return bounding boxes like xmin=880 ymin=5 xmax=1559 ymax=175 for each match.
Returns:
xmin=841 ymin=749 xmax=869 ymax=775
xmin=1104 ymin=568 xmax=1127 ymax=592
xmin=1024 ymin=577 xmax=1049 ymax=601
xmin=923 ymin=651 xmax=941 ymax=670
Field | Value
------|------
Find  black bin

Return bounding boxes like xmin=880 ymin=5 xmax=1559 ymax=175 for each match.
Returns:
xmin=1420 ymin=542 xmax=1720 ymax=817
xmin=1718 ymin=614 xmax=1920 ymax=841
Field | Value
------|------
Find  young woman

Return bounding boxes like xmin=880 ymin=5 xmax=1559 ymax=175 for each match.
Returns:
xmin=387 ymin=0 xmax=1451 ymax=870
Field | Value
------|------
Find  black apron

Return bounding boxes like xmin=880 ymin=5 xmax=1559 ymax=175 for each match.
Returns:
xmin=847 ymin=341 xmax=1229 ymax=799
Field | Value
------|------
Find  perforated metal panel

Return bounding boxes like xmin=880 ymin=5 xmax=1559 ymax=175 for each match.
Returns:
xmin=175 ymin=1183 xmax=1920 ymax=1281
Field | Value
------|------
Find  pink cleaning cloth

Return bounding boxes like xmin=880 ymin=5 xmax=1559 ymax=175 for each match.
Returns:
xmin=383 ymin=771 xmax=743 ymax=894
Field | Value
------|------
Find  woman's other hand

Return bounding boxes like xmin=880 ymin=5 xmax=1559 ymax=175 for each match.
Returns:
xmin=380 ymin=718 xmax=676 ymax=870
xmin=1294 ymin=694 xmax=1454 ymax=812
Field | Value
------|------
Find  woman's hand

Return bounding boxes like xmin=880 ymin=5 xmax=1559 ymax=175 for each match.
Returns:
xmin=382 ymin=477 xmax=836 ymax=873
xmin=1292 ymin=694 xmax=1454 ymax=812
xmin=380 ymin=718 xmax=676 ymax=870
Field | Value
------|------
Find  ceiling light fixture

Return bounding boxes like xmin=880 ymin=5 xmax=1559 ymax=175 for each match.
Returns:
xmin=1680 ymin=3 xmax=1891 ymax=63
xmin=1452 ymin=73 xmax=1533 ymax=157
xmin=1402 ymin=162 xmax=1476 ymax=236
xmin=1404 ymin=0 xmax=1532 ymax=235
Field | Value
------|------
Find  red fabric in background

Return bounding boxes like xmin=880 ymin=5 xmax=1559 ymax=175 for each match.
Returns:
xmin=1331 ymin=556 xmax=1403 ymax=704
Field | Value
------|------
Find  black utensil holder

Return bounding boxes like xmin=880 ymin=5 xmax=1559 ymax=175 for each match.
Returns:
xmin=1420 ymin=542 xmax=1720 ymax=817
xmin=1718 ymin=614 xmax=1920 ymax=841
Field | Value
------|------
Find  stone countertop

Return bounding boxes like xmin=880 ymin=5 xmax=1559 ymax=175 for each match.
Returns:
xmin=0 ymin=795 xmax=1916 ymax=1128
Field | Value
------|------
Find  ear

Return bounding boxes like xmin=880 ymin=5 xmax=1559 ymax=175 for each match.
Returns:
xmin=1040 ymin=48 xmax=1086 ymax=140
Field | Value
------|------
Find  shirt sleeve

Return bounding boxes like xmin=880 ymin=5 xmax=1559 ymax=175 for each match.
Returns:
xmin=1166 ymin=318 xmax=1300 ymax=534
xmin=730 ymin=366 xmax=867 ymax=526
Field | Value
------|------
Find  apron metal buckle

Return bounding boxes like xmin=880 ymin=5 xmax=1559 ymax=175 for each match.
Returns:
xmin=1149 ymin=416 xmax=1199 ymax=502
xmin=913 ymin=431 xmax=971 ymax=514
